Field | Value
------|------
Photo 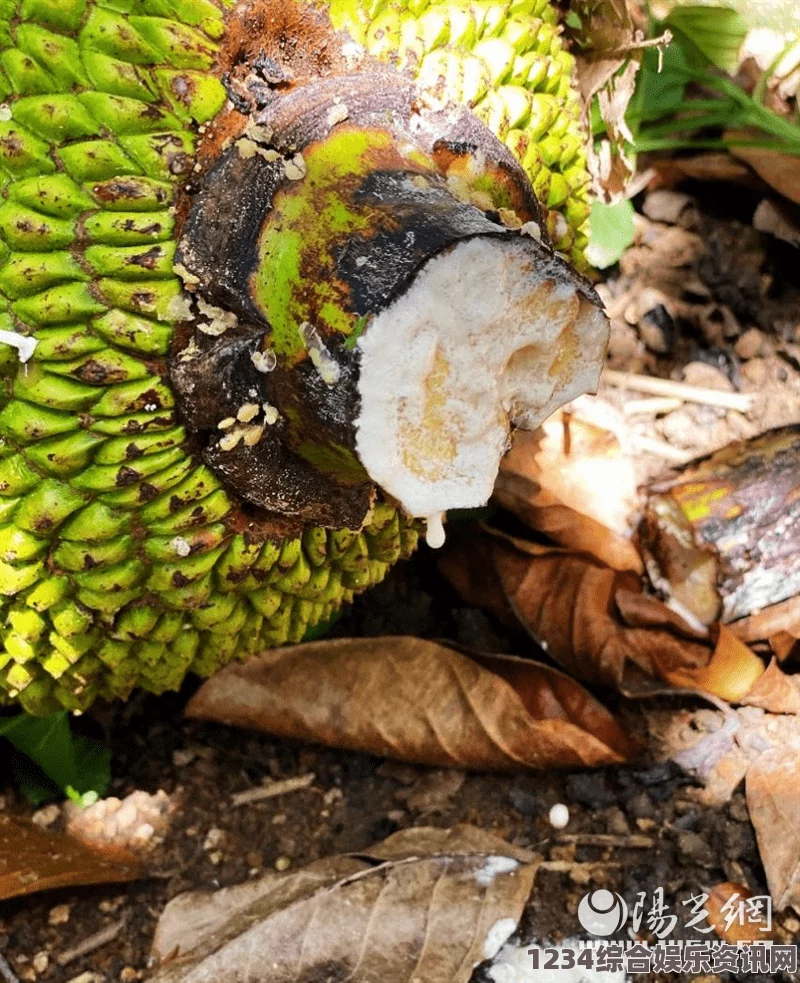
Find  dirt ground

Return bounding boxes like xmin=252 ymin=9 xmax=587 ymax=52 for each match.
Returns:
xmin=1 ymin=182 xmax=800 ymax=982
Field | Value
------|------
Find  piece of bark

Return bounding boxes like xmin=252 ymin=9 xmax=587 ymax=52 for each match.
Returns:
xmin=639 ymin=425 xmax=800 ymax=625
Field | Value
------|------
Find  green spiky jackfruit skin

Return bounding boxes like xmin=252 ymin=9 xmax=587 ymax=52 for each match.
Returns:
xmin=0 ymin=0 xmax=589 ymax=714
xmin=328 ymin=0 xmax=591 ymax=262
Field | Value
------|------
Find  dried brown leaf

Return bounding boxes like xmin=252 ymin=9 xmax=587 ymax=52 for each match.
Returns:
xmin=651 ymin=153 xmax=762 ymax=189
xmin=746 ymin=748 xmax=800 ymax=912
xmin=496 ymin=417 xmax=642 ymax=573
xmin=366 ymin=824 xmax=538 ymax=863
xmin=728 ymin=130 xmax=800 ymax=204
xmin=664 ymin=626 xmax=766 ymax=704
xmin=753 ymin=198 xmax=800 ymax=246
xmin=568 ymin=0 xmax=645 ymax=199
xmin=447 ymin=526 xmax=800 ymax=712
xmin=738 ymin=658 xmax=800 ymax=714
xmin=186 ymin=637 xmax=635 ymax=770
xmin=492 ymin=536 xmax=782 ymax=708
xmin=730 ymin=594 xmax=800 ymax=644
xmin=150 ymin=825 xmax=538 ymax=982
xmin=571 ymin=0 xmax=635 ymax=62
xmin=769 ymin=632 xmax=800 ymax=662
xmin=0 ymin=814 xmax=141 ymax=902
xmin=438 ymin=533 xmax=518 ymax=628
xmin=492 ymin=537 xmax=712 ymax=688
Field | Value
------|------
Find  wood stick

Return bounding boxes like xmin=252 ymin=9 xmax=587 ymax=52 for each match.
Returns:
xmin=556 ymin=833 xmax=655 ymax=848
xmin=632 ymin=435 xmax=692 ymax=463
xmin=232 ymin=773 xmax=315 ymax=806
xmin=603 ymin=369 xmax=754 ymax=412
xmin=56 ymin=918 xmax=125 ymax=967
xmin=623 ymin=397 xmax=684 ymax=416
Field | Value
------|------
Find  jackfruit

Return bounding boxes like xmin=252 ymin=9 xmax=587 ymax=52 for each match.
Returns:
xmin=0 ymin=0 xmax=597 ymax=714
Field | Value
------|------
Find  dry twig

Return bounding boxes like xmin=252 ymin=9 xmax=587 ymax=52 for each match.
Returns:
xmin=604 ymin=369 xmax=754 ymax=412
xmin=231 ymin=773 xmax=316 ymax=806
xmin=56 ymin=918 xmax=126 ymax=967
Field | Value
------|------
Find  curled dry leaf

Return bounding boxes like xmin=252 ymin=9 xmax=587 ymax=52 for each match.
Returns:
xmin=569 ymin=0 xmax=641 ymax=199
xmin=150 ymin=825 xmax=538 ymax=983
xmin=591 ymin=60 xmax=641 ymax=200
xmin=728 ymin=129 xmax=800 ymax=205
xmin=496 ymin=408 xmax=643 ymax=573
xmin=738 ymin=658 xmax=800 ymax=714
xmin=0 ymin=814 xmax=141 ymax=902
xmin=186 ymin=637 xmax=635 ymax=771
xmin=731 ymin=594 xmax=800 ymax=665
xmin=572 ymin=0 xmax=637 ymax=107
xmin=753 ymin=198 xmax=800 ymax=247
xmin=746 ymin=747 xmax=800 ymax=913
xmin=446 ymin=533 xmax=797 ymax=711
xmin=664 ymin=626 xmax=766 ymax=705
xmin=651 ymin=152 xmax=761 ymax=190
xmin=490 ymin=537 xmax=711 ymax=689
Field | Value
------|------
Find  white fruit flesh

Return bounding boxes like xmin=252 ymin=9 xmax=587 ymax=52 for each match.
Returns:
xmin=355 ymin=237 xmax=608 ymax=519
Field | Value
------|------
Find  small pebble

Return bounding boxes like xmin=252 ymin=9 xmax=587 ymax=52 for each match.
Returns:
xmin=31 ymin=804 xmax=60 ymax=828
xmin=734 ymin=327 xmax=765 ymax=360
xmin=203 ymin=827 xmax=225 ymax=851
xmin=548 ymin=803 xmax=570 ymax=829
xmin=32 ymin=953 xmax=49 ymax=974
xmin=120 ymin=969 xmax=139 ymax=983
xmin=172 ymin=749 xmax=195 ymax=767
xmin=681 ymin=361 xmax=734 ymax=392
xmin=49 ymin=903 xmax=71 ymax=926
xmin=605 ymin=807 xmax=630 ymax=836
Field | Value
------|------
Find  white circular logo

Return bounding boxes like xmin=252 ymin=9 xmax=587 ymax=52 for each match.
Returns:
xmin=577 ymin=890 xmax=628 ymax=936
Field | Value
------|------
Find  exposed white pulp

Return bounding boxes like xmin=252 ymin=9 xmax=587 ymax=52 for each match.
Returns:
xmin=355 ymin=238 xmax=607 ymax=519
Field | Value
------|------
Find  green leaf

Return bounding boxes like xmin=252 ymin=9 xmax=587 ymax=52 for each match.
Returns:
xmin=565 ymin=10 xmax=582 ymax=29
xmin=586 ymin=199 xmax=635 ymax=269
xmin=0 ymin=711 xmax=111 ymax=804
xmin=665 ymin=5 xmax=747 ymax=73
xmin=630 ymin=43 xmax=692 ymax=126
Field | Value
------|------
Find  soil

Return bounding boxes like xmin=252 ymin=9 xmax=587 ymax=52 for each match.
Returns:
xmin=1 ymin=183 xmax=800 ymax=983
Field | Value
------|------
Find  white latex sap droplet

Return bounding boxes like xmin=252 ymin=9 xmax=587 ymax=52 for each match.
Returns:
xmin=425 ymin=513 xmax=446 ymax=549
xmin=0 ymin=329 xmax=37 ymax=363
